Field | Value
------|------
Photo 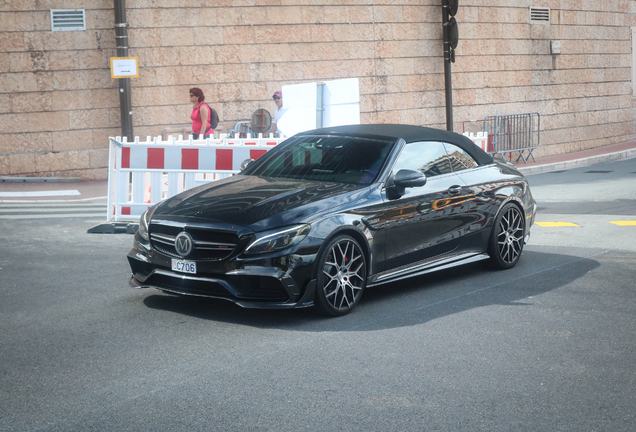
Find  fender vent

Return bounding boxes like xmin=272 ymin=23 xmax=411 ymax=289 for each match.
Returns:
xmin=50 ymin=9 xmax=86 ymax=31
xmin=530 ymin=7 xmax=550 ymax=24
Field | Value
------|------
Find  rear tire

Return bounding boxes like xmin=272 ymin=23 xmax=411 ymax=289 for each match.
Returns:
xmin=487 ymin=203 xmax=525 ymax=269
xmin=314 ymin=235 xmax=367 ymax=316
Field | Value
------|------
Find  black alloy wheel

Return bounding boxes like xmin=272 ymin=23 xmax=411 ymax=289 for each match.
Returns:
xmin=488 ymin=203 xmax=525 ymax=269
xmin=314 ymin=235 xmax=367 ymax=316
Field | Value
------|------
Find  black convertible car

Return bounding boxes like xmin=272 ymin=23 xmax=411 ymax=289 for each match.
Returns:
xmin=128 ymin=124 xmax=537 ymax=316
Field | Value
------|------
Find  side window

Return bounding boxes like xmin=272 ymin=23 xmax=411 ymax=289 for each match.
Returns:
xmin=392 ymin=141 xmax=452 ymax=178
xmin=443 ymin=143 xmax=479 ymax=172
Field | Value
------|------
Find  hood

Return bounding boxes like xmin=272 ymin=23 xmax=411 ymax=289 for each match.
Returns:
xmin=152 ymin=175 xmax=368 ymax=230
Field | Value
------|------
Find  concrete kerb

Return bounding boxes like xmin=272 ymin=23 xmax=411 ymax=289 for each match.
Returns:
xmin=516 ymin=147 xmax=636 ymax=175
xmin=1 ymin=177 xmax=81 ymax=183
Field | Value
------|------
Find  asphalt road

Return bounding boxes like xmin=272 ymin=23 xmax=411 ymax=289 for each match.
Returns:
xmin=1 ymin=158 xmax=635 ymax=432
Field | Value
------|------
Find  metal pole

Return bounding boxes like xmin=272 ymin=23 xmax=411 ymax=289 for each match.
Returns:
xmin=114 ymin=0 xmax=133 ymax=141
xmin=442 ymin=0 xmax=453 ymax=132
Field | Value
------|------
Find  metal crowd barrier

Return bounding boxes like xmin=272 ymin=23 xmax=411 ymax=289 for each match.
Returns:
xmin=483 ymin=112 xmax=540 ymax=163
xmin=227 ymin=121 xmax=258 ymax=138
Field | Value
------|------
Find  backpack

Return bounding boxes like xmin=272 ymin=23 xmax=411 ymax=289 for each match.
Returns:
xmin=202 ymin=103 xmax=219 ymax=131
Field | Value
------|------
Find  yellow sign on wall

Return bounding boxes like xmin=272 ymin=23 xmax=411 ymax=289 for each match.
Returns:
xmin=110 ymin=57 xmax=139 ymax=78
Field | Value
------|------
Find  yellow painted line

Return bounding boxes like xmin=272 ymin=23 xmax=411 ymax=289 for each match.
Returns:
xmin=609 ymin=221 xmax=636 ymax=226
xmin=535 ymin=222 xmax=580 ymax=227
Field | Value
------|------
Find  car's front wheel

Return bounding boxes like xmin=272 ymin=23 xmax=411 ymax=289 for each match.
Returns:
xmin=488 ymin=203 xmax=525 ymax=269
xmin=314 ymin=235 xmax=367 ymax=316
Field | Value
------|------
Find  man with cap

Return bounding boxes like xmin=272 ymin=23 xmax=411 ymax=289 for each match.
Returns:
xmin=271 ymin=91 xmax=287 ymax=137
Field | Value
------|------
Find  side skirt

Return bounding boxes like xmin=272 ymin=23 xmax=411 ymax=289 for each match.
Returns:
xmin=367 ymin=252 xmax=490 ymax=287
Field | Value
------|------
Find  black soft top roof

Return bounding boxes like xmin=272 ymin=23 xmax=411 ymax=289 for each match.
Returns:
xmin=298 ymin=124 xmax=494 ymax=166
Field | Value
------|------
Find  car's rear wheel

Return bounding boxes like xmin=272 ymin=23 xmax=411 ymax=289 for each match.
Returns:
xmin=314 ymin=235 xmax=367 ymax=316
xmin=488 ymin=203 xmax=525 ymax=269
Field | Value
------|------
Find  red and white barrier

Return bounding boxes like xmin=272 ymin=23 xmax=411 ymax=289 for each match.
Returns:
xmin=107 ymin=134 xmax=283 ymax=221
xmin=106 ymin=131 xmax=491 ymax=223
xmin=463 ymin=131 xmax=489 ymax=152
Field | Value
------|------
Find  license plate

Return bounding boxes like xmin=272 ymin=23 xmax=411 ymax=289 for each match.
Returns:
xmin=172 ymin=259 xmax=196 ymax=275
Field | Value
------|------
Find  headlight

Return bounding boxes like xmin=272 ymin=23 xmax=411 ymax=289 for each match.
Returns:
xmin=244 ymin=224 xmax=310 ymax=255
xmin=138 ymin=211 xmax=150 ymax=241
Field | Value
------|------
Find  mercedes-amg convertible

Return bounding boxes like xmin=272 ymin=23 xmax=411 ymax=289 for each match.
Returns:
xmin=127 ymin=124 xmax=537 ymax=316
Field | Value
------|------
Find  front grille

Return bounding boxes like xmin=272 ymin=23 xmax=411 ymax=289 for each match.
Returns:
xmin=149 ymin=222 xmax=240 ymax=261
xmin=147 ymin=273 xmax=232 ymax=298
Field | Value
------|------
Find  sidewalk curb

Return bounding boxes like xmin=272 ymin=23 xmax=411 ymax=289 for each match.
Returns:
xmin=517 ymin=148 xmax=636 ymax=175
xmin=0 ymin=177 xmax=81 ymax=183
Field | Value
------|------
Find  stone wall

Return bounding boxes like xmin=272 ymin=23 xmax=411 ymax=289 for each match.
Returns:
xmin=1 ymin=0 xmax=635 ymax=179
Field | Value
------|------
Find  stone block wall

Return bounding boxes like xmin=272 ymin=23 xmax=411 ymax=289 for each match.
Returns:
xmin=0 ymin=0 xmax=116 ymax=179
xmin=0 ymin=0 xmax=635 ymax=179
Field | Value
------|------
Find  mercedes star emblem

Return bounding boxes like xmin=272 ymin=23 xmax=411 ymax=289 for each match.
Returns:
xmin=174 ymin=231 xmax=194 ymax=257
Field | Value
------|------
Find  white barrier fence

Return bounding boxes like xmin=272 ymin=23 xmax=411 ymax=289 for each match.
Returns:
xmin=104 ymin=132 xmax=489 ymax=224
xmin=463 ymin=131 xmax=489 ymax=152
xmin=106 ymin=134 xmax=284 ymax=222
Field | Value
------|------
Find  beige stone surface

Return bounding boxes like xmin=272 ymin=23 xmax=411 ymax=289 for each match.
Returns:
xmin=223 ymin=26 xmax=256 ymax=45
xmin=0 ymin=154 xmax=9 ymax=174
xmin=160 ymin=27 xmax=195 ymax=47
xmin=28 ymin=111 xmax=70 ymax=132
xmin=51 ymin=90 xmax=93 ymax=111
xmin=64 ymin=167 xmax=107 ymax=180
xmin=0 ymin=114 xmax=29 ymax=134
xmin=79 ymin=50 xmax=113 ymax=70
xmin=67 ymin=149 xmax=91 ymax=170
xmin=0 ymin=132 xmax=52 ymax=154
xmin=92 ymin=127 xmax=119 ymax=148
xmin=8 ymin=152 xmax=36 ymax=174
xmin=1 ymin=2 xmax=635 ymax=179
xmin=332 ymin=23 xmax=373 ymax=42
xmin=52 ymin=130 xmax=93 ymax=152
xmin=91 ymin=89 xmax=119 ymax=109
xmin=0 ymin=94 xmax=9 ymax=114
xmin=34 ymin=151 xmax=69 ymax=172
xmin=0 ymin=54 xmax=8 ymax=75
xmin=0 ymin=32 xmax=26 ymax=51
xmin=10 ymin=92 xmax=52 ymax=113
xmin=1 ymin=10 xmax=49 ymax=32
xmin=0 ymin=72 xmax=39 ymax=93
xmin=86 ymin=8 xmax=114 ymax=30
xmin=89 ymin=147 xmax=109 ymax=168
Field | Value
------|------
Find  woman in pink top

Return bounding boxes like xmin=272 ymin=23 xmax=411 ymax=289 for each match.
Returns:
xmin=189 ymin=87 xmax=212 ymax=139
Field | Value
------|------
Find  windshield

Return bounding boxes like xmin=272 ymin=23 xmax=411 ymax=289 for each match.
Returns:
xmin=244 ymin=135 xmax=395 ymax=185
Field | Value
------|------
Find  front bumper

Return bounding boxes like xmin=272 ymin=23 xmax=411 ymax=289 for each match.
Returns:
xmin=127 ymin=232 xmax=321 ymax=309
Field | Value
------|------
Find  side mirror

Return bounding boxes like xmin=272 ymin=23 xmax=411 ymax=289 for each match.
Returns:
xmin=393 ymin=169 xmax=427 ymax=188
xmin=240 ymin=158 xmax=255 ymax=171
xmin=388 ymin=169 xmax=427 ymax=199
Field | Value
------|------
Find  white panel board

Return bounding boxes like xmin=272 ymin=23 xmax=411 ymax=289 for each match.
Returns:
xmin=324 ymin=78 xmax=360 ymax=127
xmin=276 ymin=78 xmax=360 ymax=136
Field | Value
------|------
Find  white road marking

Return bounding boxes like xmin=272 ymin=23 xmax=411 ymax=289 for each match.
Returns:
xmin=0 ymin=190 xmax=81 ymax=197
xmin=0 ymin=200 xmax=107 ymax=220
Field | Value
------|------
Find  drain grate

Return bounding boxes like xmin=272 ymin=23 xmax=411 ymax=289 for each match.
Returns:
xmin=584 ymin=170 xmax=612 ymax=173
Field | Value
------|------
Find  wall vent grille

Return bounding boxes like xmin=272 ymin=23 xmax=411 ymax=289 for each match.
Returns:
xmin=51 ymin=9 xmax=86 ymax=31
xmin=530 ymin=7 xmax=550 ymax=24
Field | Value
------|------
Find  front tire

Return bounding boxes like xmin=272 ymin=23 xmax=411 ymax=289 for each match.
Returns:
xmin=314 ymin=235 xmax=367 ymax=316
xmin=487 ymin=203 xmax=525 ymax=269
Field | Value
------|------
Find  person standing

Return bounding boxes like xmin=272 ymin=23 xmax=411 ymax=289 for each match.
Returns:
xmin=271 ymin=91 xmax=287 ymax=137
xmin=189 ymin=87 xmax=213 ymax=139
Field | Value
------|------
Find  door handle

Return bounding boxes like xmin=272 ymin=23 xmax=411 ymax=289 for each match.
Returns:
xmin=448 ymin=185 xmax=462 ymax=195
